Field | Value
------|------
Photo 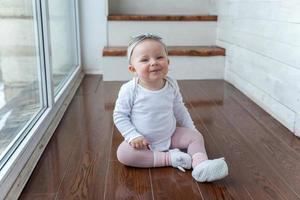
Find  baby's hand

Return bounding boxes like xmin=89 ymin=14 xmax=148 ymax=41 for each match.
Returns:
xmin=130 ymin=136 xmax=150 ymax=150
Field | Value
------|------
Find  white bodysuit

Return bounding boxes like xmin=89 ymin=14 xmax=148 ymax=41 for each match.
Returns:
xmin=113 ymin=76 xmax=196 ymax=151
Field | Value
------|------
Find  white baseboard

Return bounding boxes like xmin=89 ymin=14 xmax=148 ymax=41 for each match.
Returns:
xmin=84 ymin=69 xmax=103 ymax=75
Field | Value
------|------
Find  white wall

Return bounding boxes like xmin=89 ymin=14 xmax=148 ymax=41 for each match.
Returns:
xmin=109 ymin=0 xmax=216 ymax=15
xmin=79 ymin=0 xmax=107 ymax=74
xmin=214 ymin=0 xmax=300 ymax=136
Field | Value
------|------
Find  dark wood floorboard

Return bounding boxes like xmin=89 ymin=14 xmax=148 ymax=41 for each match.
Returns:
xmin=110 ymin=126 xmax=123 ymax=161
xmin=151 ymin=167 xmax=203 ymax=200
xmin=104 ymin=161 xmax=153 ymax=200
xmin=225 ymin=82 xmax=300 ymax=154
xmin=199 ymin=81 xmax=300 ymax=196
xmin=180 ymin=81 xmax=254 ymax=200
xmin=19 ymin=75 xmax=300 ymax=200
xmin=19 ymin=193 xmax=57 ymax=200
xmin=180 ymin=80 xmax=300 ymax=200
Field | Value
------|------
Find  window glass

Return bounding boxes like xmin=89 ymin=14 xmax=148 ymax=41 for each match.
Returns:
xmin=0 ymin=0 xmax=45 ymax=161
xmin=48 ymin=0 xmax=78 ymax=94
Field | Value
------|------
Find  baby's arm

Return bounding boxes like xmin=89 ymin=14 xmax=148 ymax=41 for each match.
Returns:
xmin=113 ymin=83 xmax=145 ymax=143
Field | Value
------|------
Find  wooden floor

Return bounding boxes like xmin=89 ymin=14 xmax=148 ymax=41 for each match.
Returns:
xmin=19 ymin=75 xmax=300 ymax=200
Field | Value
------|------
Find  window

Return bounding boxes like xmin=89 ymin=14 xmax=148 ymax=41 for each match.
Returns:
xmin=0 ymin=0 xmax=46 ymax=168
xmin=0 ymin=0 xmax=80 ymax=197
xmin=47 ymin=0 xmax=79 ymax=95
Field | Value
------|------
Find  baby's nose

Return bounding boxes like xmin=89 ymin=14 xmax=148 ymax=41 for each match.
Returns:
xmin=150 ymin=58 xmax=157 ymax=65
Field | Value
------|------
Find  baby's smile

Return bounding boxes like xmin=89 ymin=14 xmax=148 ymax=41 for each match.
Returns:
xmin=150 ymin=68 xmax=162 ymax=73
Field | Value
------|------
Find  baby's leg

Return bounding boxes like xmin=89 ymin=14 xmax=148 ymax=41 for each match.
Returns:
xmin=171 ymin=127 xmax=228 ymax=182
xmin=170 ymin=127 xmax=208 ymax=168
xmin=117 ymin=141 xmax=168 ymax=168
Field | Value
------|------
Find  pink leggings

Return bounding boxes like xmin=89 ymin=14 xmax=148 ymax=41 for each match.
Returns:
xmin=117 ymin=127 xmax=208 ymax=169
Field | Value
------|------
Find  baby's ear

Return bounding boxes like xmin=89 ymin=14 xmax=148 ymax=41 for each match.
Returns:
xmin=128 ymin=65 xmax=136 ymax=73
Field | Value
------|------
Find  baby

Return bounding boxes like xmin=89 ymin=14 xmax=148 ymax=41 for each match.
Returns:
xmin=113 ymin=33 xmax=228 ymax=182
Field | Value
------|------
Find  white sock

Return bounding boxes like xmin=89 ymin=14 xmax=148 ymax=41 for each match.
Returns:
xmin=169 ymin=148 xmax=192 ymax=170
xmin=192 ymin=157 xmax=228 ymax=182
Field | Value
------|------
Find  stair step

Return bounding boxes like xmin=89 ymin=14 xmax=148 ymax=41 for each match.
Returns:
xmin=109 ymin=0 xmax=215 ymax=15
xmin=108 ymin=15 xmax=217 ymax=21
xmin=103 ymin=46 xmax=225 ymax=57
xmin=102 ymin=46 xmax=225 ymax=80
xmin=107 ymin=20 xmax=217 ymax=46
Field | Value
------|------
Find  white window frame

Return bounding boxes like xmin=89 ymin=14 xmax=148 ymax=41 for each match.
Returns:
xmin=0 ymin=0 xmax=82 ymax=198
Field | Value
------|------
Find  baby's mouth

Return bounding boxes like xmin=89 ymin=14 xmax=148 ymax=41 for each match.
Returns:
xmin=150 ymin=68 xmax=162 ymax=73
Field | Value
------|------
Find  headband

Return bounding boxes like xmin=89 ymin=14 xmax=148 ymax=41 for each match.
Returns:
xmin=127 ymin=33 xmax=167 ymax=64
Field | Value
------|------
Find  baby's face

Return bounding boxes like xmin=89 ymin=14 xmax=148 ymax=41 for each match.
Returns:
xmin=129 ymin=39 xmax=169 ymax=84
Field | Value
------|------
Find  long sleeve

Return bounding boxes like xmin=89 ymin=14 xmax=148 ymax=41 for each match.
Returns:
xmin=113 ymin=82 xmax=142 ymax=143
xmin=172 ymin=79 xmax=196 ymax=130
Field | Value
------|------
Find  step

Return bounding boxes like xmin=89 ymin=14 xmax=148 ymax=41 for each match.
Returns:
xmin=108 ymin=15 xmax=217 ymax=21
xmin=103 ymin=46 xmax=225 ymax=56
xmin=108 ymin=0 xmax=216 ymax=15
xmin=102 ymin=46 xmax=225 ymax=81
xmin=107 ymin=15 xmax=217 ymax=46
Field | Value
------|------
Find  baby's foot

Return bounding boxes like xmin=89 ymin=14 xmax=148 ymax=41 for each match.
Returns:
xmin=169 ymin=148 xmax=192 ymax=171
xmin=192 ymin=157 xmax=228 ymax=182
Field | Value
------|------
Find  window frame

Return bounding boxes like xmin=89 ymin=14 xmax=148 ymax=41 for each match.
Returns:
xmin=0 ymin=0 xmax=81 ymax=198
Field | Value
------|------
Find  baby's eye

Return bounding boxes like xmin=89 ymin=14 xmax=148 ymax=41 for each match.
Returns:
xmin=140 ymin=59 xmax=148 ymax=62
xmin=157 ymin=56 xmax=164 ymax=59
